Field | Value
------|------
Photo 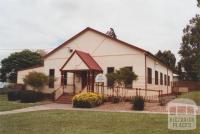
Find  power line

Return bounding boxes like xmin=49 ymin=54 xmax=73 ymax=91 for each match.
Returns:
xmin=0 ymin=48 xmax=54 ymax=51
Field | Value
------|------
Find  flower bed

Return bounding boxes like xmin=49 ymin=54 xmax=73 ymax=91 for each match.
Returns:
xmin=72 ymin=92 xmax=104 ymax=108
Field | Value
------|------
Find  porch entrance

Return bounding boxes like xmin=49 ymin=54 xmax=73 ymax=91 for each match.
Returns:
xmin=60 ymin=50 xmax=103 ymax=95
xmin=81 ymin=71 xmax=87 ymax=90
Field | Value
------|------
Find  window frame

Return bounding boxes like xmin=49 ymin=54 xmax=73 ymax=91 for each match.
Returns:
xmin=49 ymin=69 xmax=55 ymax=88
xmin=164 ymin=74 xmax=167 ymax=86
xmin=155 ymin=70 xmax=159 ymax=85
xmin=168 ymin=76 xmax=170 ymax=86
xmin=107 ymin=67 xmax=115 ymax=87
xmin=147 ymin=67 xmax=152 ymax=84
xmin=160 ymin=73 xmax=163 ymax=85
xmin=125 ymin=66 xmax=133 ymax=88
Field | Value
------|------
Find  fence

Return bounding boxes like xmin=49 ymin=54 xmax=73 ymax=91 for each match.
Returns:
xmin=173 ymin=81 xmax=200 ymax=92
xmin=94 ymin=83 xmax=163 ymax=103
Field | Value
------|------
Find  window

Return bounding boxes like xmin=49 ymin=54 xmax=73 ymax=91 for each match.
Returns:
xmin=147 ymin=68 xmax=152 ymax=84
xmin=160 ymin=73 xmax=163 ymax=85
xmin=107 ymin=67 xmax=114 ymax=87
xmin=155 ymin=71 xmax=159 ymax=85
xmin=168 ymin=76 xmax=170 ymax=86
xmin=49 ymin=69 xmax=55 ymax=88
xmin=164 ymin=74 xmax=167 ymax=86
xmin=63 ymin=71 xmax=67 ymax=86
xmin=125 ymin=66 xmax=133 ymax=88
xmin=107 ymin=67 xmax=114 ymax=74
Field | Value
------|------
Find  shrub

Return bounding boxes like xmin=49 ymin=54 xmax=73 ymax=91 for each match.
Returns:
xmin=7 ymin=91 xmax=21 ymax=101
xmin=106 ymin=67 xmax=138 ymax=88
xmin=20 ymin=90 xmax=44 ymax=103
xmin=112 ymin=96 xmax=120 ymax=103
xmin=23 ymin=72 xmax=49 ymax=91
xmin=132 ymin=96 xmax=145 ymax=111
xmin=73 ymin=92 xmax=104 ymax=108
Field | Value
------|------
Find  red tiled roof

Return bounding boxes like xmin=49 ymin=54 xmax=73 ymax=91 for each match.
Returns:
xmin=60 ymin=50 xmax=102 ymax=71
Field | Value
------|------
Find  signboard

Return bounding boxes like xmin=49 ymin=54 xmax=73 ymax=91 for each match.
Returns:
xmin=95 ymin=73 xmax=106 ymax=83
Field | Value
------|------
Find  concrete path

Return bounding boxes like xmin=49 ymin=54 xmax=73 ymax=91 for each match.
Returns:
xmin=0 ymin=103 xmax=171 ymax=116
xmin=0 ymin=103 xmax=199 ymax=116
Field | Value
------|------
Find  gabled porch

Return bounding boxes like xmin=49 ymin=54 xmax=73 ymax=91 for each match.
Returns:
xmin=54 ymin=50 xmax=102 ymax=103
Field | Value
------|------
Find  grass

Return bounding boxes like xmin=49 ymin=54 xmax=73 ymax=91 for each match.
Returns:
xmin=0 ymin=94 xmax=49 ymax=112
xmin=0 ymin=110 xmax=199 ymax=134
xmin=179 ymin=91 xmax=200 ymax=106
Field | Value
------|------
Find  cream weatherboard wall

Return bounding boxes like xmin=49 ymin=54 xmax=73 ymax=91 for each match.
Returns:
xmin=146 ymin=56 xmax=173 ymax=94
xmin=17 ymin=28 xmax=173 ymax=95
xmin=44 ymin=30 xmax=147 ymax=91
xmin=17 ymin=66 xmax=44 ymax=84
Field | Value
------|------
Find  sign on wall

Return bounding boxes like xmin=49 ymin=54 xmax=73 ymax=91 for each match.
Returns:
xmin=95 ymin=73 xmax=106 ymax=83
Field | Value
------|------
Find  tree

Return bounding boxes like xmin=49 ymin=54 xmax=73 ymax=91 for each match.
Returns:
xmin=106 ymin=28 xmax=117 ymax=38
xmin=0 ymin=50 xmax=43 ymax=83
xmin=155 ymin=50 xmax=176 ymax=71
xmin=23 ymin=72 xmax=49 ymax=91
xmin=179 ymin=12 xmax=200 ymax=80
xmin=36 ymin=49 xmax=47 ymax=57
xmin=196 ymin=53 xmax=200 ymax=79
xmin=106 ymin=68 xmax=138 ymax=88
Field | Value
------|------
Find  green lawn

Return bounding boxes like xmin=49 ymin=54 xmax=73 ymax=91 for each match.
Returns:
xmin=0 ymin=94 xmax=49 ymax=112
xmin=0 ymin=110 xmax=199 ymax=134
xmin=179 ymin=91 xmax=200 ymax=106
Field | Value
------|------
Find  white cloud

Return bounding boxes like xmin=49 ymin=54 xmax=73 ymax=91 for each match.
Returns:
xmin=0 ymin=0 xmax=199 ymax=61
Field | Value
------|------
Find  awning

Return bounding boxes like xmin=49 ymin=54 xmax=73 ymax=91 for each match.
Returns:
xmin=60 ymin=50 xmax=102 ymax=72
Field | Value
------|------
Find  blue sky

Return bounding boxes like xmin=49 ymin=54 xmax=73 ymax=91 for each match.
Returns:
xmin=0 ymin=0 xmax=199 ymax=61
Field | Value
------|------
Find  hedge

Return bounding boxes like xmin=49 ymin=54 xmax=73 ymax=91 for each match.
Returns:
xmin=7 ymin=90 xmax=45 ymax=103
xmin=132 ymin=96 xmax=145 ymax=111
xmin=7 ymin=91 xmax=21 ymax=101
xmin=20 ymin=90 xmax=44 ymax=103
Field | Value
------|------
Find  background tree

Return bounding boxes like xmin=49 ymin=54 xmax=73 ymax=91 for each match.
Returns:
xmin=179 ymin=12 xmax=200 ymax=80
xmin=35 ymin=49 xmax=47 ymax=57
xmin=155 ymin=50 xmax=176 ymax=71
xmin=196 ymin=53 xmax=200 ymax=79
xmin=106 ymin=28 xmax=117 ymax=38
xmin=0 ymin=50 xmax=43 ymax=83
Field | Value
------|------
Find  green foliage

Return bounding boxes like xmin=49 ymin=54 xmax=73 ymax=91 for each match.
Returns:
xmin=132 ymin=96 xmax=145 ymax=111
xmin=179 ymin=91 xmax=200 ymax=106
xmin=20 ymin=90 xmax=44 ymax=103
xmin=155 ymin=50 xmax=176 ymax=71
xmin=196 ymin=53 xmax=200 ymax=79
xmin=106 ymin=67 xmax=138 ymax=87
xmin=7 ymin=90 xmax=45 ymax=103
xmin=72 ymin=92 xmax=104 ymax=108
xmin=179 ymin=13 xmax=200 ymax=80
xmin=7 ymin=91 xmax=21 ymax=101
xmin=0 ymin=50 xmax=43 ymax=83
xmin=23 ymin=72 xmax=49 ymax=91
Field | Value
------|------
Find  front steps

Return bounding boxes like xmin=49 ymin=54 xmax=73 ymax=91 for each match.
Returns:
xmin=55 ymin=93 xmax=74 ymax=104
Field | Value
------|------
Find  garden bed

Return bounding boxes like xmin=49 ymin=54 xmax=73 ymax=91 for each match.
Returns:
xmin=95 ymin=102 xmax=166 ymax=112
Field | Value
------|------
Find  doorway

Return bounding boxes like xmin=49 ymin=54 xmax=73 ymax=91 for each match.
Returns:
xmin=81 ymin=71 xmax=88 ymax=90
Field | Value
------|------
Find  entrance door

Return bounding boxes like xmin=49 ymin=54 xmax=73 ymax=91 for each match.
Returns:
xmin=81 ymin=71 xmax=87 ymax=90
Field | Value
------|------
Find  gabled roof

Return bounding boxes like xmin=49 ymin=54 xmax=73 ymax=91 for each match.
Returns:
xmin=60 ymin=50 xmax=102 ymax=71
xmin=44 ymin=27 xmax=173 ymax=71
xmin=43 ymin=27 xmax=146 ymax=59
